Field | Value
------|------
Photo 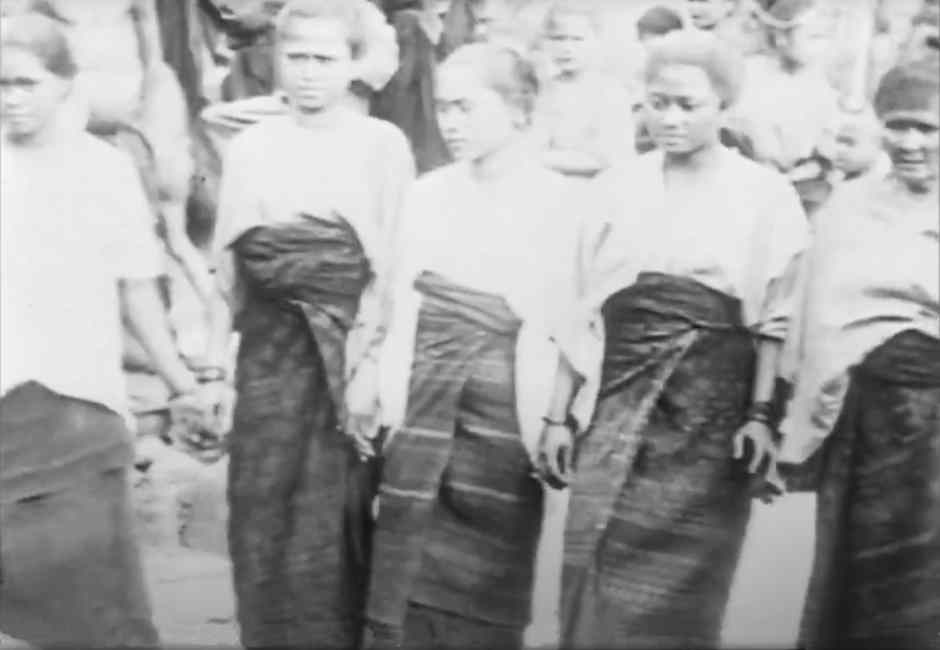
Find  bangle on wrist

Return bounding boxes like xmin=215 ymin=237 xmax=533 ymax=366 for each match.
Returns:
xmin=746 ymin=401 xmax=779 ymax=428
xmin=194 ymin=365 xmax=228 ymax=383
xmin=542 ymin=415 xmax=570 ymax=428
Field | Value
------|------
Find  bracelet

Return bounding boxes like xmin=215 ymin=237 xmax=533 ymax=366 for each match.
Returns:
xmin=195 ymin=366 xmax=228 ymax=383
xmin=745 ymin=401 xmax=779 ymax=428
xmin=541 ymin=415 xmax=570 ymax=428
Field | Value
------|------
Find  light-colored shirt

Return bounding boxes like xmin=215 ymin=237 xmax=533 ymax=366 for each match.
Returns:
xmin=585 ymin=148 xmax=809 ymax=335
xmin=533 ymin=73 xmax=636 ymax=172
xmin=779 ymin=174 xmax=940 ymax=463
xmin=0 ymin=131 xmax=165 ymax=418
xmin=214 ymin=110 xmax=415 ymax=414
xmin=731 ymin=56 xmax=841 ymax=170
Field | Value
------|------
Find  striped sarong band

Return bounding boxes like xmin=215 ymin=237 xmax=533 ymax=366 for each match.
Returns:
xmin=563 ymin=272 xmax=756 ymax=649
xmin=367 ymin=271 xmax=543 ymax=639
xmin=800 ymin=329 xmax=940 ymax=650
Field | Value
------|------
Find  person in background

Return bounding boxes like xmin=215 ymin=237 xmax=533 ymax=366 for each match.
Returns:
xmin=209 ymin=0 xmax=414 ymax=646
xmin=789 ymin=99 xmax=891 ymax=217
xmin=533 ymin=1 xmax=635 ymax=178
xmin=900 ymin=5 xmax=940 ymax=64
xmin=373 ymin=0 xmax=451 ymax=174
xmin=686 ymin=0 xmax=736 ymax=33
xmin=346 ymin=0 xmax=399 ymax=114
xmin=0 ymin=12 xmax=218 ymax=647
xmin=779 ymin=60 xmax=939 ymax=650
xmin=732 ymin=0 xmax=840 ymax=173
xmin=364 ymin=42 xmax=591 ymax=650
xmin=552 ymin=30 xmax=807 ymax=649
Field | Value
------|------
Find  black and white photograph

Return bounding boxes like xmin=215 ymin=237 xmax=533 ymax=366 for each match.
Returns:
xmin=0 ymin=0 xmax=937 ymax=648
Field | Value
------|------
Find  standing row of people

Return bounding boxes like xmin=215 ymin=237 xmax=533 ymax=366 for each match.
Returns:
xmin=0 ymin=1 xmax=937 ymax=650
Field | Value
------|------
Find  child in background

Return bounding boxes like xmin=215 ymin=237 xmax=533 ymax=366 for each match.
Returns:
xmin=533 ymin=1 xmax=635 ymax=177
xmin=789 ymin=101 xmax=890 ymax=216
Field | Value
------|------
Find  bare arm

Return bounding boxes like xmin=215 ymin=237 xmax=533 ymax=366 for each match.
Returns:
xmin=121 ymin=278 xmax=198 ymax=396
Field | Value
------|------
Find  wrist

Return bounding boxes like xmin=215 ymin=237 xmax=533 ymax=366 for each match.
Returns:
xmin=167 ymin=368 xmax=199 ymax=398
xmin=542 ymin=414 xmax=572 ymax=428
xmin=745 ymin=401 xmax=781 ymax=429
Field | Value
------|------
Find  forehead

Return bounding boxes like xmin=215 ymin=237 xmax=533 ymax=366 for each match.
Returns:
xmin=647 ymin=63 xmax=716 ymax=97
xmin=546 ymin=12 xmax=596 ymax=35
xmin=278 ymin=16 xmax=351 ymax=55
xmin=435 ymin=63 xmax=496 ymax=101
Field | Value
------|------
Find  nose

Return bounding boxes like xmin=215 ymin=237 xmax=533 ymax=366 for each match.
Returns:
xmin=897 ymin=126 xmax=926 ymax=149
xmin=660 ymin=104 xmax=685 ymax=128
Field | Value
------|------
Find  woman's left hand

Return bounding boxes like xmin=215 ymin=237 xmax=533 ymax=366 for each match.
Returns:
xmin=733 ymin=420 xmax=784 ymax=503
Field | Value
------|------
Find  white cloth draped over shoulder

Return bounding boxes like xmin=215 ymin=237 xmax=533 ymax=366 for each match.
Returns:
xmin=377 ymin=158 xmax=598 ymax=458
xmin=778 ymin=174 xmax=940 ymax=464
xmin=567 ymin=148 xmax=811 ymax=415
xmin=212 ymin=111 xmax=415 ymax=420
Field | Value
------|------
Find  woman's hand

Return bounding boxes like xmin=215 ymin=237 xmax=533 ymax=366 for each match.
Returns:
xmin=345 ymin=411 xmax=379 ymax=461
xmin=732 ymin=420 xmax=784 ymax=503
xmin=537 ymin=421 xmax=574 ymax=490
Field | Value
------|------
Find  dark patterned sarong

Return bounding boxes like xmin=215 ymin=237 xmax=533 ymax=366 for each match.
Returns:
xmin=800 ymin=329 xmax=940 ymax=650
xmin=227 ymin=214 xmax=372 ymax=649
xmin=366 ymin=271 xmax=543 ymax=645
xmin=562 ymin=273 xmax=756 ymax=649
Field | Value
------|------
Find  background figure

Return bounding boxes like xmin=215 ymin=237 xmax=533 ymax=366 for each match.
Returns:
xmin=732 ymin=0 xmax=841 ymax=185
xmin=210 ymin=1 xmax=414 ymax=646
xmin=372 ymin=0 xmax=451 ymax=173
xmin=532 ymin=1 xmax=636 ymax=178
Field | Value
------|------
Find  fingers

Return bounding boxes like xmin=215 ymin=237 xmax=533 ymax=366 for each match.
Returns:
xmin=747 ymin=441 xmax=764 ymax=474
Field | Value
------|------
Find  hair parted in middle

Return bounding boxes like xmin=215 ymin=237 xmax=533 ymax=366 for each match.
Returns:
xmin=440 ymin=41 xmax=540 ymax=117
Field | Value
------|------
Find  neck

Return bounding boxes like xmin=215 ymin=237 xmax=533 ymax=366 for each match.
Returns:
xmin=899 ymin=174 xmax=939 ymax=197
xmin=289 ymin=101 xmax=347 ymax=130
xmin=469 ymin=137 xmax=530 ymax=182
xmin=663 ymin=140 xmax=724 ymax=174
xmin=556 ymin=68 xmax=584 ymax=82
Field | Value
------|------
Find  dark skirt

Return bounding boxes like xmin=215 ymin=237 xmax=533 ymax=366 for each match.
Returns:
xmin=0 ymin=384 xmax=158 ymax=648
xmin=366 ymin=272 xmax=542 ymax=646
xmin=563 ymin=273 xmax=756 ymax=649
xmin=800 ymin=329 xmax=940 ymax=650
xmin=227 ymin=216 xmax=372 ymax=649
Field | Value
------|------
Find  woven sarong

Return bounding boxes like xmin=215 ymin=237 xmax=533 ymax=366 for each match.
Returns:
xmin=0 ymin=384 xmax=158 ymax=648
xmin=367 ymin=271 xmax=543 ymax=644
xmin=562 ymin=273 xmax=756 ymax=649
xmin=800 ymin=329 xmax=940 ymax=650
xmin=227 ymin=214 xmax=372 ymax=649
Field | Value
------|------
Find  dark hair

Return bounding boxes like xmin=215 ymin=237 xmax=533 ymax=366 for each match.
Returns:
xmin=275 ymin=0 xmax=369 ymax=59
xmin=874 ymin=60 xmax=940 ymax=119
xmin=0 ymin=11 xmax=77 ymax=79
xmin=637 ymin=6 xmax=684 ymax=39
xmin=440 ymin=42 xmax=539 ymax=116
xmin=645 ymin=29 xmax=744 ymax=106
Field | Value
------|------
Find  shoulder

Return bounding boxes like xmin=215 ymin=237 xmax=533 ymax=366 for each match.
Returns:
xmin=408 ymin=162 xmax=463 ymax=200
xmin=74 ymin=132 xmax=140 ymax=178
xmin=360 ymin=115 xmax=411 ymax=150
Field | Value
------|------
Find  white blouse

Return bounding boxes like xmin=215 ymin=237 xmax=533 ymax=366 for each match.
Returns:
xmin=779 ymin=174 xmax=940 ymax=463
xmin=214 ymin=111 xmax=415 ymax=415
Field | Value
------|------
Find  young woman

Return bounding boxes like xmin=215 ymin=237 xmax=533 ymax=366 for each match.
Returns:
xmin=533 ymin=1 xmax=635 ymax=177
xmin=209 ymin=1 xmax=414 ymax=646
xmin=0 ymin=12 xmax=215 ymax=647
xmin=780 ymin=60 xmax=940 ymax=650
xmin=547 ymin=30 xmax=809 ymax=649
xmin=364 ymin=42 xmax=592 ymax=650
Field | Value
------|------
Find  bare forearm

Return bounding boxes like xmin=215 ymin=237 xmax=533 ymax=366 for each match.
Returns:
xmin=751 ymin=337 xmax=783 ymax=404
xmin=121 ymin=278 xmax=197 ymax=395
xmin=545 ymin=352 xmax=583 ymax=422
